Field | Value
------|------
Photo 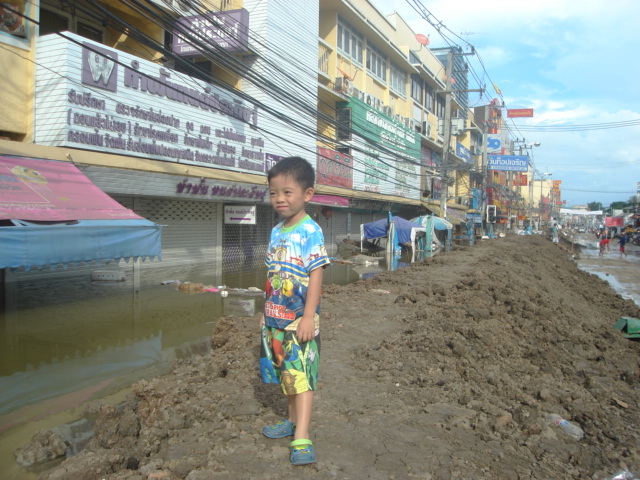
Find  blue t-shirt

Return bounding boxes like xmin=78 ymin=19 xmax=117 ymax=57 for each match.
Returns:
xmin=263 ymin=215 xmax=330 ymax=330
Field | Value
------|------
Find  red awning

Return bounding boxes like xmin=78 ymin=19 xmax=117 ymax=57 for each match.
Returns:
xmin=0 ymin=156 xmax=142 ymax=221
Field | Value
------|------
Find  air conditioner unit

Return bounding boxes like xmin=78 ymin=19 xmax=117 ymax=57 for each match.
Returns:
xmin=382 ymin=106 xmax=393 ymax=117
xmin=334 ymin=76 xmax=354 ymax=96
xmin=451 ymin=118 xmax=465 ymax=135
xmin=352 ymin=87 xmax=363 ymax=100
xmin=363 ymin=93 xmax=374 ymax=106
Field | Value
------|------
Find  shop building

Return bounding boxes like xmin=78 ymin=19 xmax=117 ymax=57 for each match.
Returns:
xmin=1 ymin=0 xmax=482 ymax=288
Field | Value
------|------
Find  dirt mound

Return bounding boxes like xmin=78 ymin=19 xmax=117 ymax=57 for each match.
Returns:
xmin=33 ymin=235 xmax=640 ymax=479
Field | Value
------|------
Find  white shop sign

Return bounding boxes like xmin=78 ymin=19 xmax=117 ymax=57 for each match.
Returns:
xmin=224 ymin=205 xmax=256 ymax=224
xmin=34 ymin=32 xmax=278 ymax=176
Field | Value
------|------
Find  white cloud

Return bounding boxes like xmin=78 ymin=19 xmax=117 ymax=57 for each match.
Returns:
xmin=371 ymin=0 xmax=640 ymax=205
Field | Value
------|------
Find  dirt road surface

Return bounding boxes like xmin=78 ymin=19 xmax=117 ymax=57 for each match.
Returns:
xmin=26 ymin=234 xmax=640 ymax=479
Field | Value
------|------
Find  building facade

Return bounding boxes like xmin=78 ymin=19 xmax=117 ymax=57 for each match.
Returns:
xmin=0 ymin=0 xmax=483 ymax=287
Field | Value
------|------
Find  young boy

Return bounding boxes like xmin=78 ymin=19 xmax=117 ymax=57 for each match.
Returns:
xmin=259 ymin=156 xmax=330 ymax=465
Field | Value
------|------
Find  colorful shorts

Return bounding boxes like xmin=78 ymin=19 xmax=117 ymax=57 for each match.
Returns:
xmin=260 ymin=324 xmax=320 ymax=395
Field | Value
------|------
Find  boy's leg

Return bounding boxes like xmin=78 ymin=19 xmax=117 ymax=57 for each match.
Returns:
xmin=292 ymin=391 xmax=314 ymax=440
xmin=287 ymin=394 xmax=296 ymax=423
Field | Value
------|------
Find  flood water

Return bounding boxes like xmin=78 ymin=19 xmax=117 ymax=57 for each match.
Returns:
xmin=0 ymin=247 xmax=428 ymax=479
xmin=574 ymin=236 xmax=640 ymax=307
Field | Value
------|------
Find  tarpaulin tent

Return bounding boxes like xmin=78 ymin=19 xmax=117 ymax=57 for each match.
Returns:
xmin=411 ymin=215 xmax=452 ymax=252
xmin=360 ymin=216 xmax=425 ymax=256
xmin=412 ymin=215 xmax=453 ymax=231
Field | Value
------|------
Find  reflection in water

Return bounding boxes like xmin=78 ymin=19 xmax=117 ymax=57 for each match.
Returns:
xmin=0 ymin=333 xmax=162 ymax=415
xmin=0 ymin=262 xmax=364 ymax=417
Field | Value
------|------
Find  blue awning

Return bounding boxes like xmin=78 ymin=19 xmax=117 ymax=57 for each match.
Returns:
xmin=0 ymin=155 xmax=162 ymax=271
xmin=0 ymin=219 xmax=162 ymax=271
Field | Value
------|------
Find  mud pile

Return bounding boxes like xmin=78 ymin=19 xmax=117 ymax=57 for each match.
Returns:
xmin=32 ymin=235 xmax=640 ymax=479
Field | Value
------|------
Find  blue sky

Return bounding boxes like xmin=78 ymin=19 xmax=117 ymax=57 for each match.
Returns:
xmin=371 ymin=0 xmax=640 ymax=207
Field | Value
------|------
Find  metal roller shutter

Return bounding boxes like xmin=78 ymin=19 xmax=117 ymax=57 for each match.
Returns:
xmin=115 ymin=196 xmax=219 ymax=279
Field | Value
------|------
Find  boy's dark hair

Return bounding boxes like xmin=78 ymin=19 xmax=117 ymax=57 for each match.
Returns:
xmin=267 ymin=156 xmax=315 ymax=190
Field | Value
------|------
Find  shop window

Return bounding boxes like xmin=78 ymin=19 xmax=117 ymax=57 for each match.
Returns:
xmin=410 ymin=74 xmax=422 ymax=103
xmin=366 ymin=43 xmax=386 ymax=83
xmin=424 ymin=83 xmax=434 ymax=113
xmin=389 ymin=62 xmax=405 ymax=96
xmin=336 ymin=107 xmax=352 ymax=142
xmin=337 ymin=18 xmax=363 ymax=65
xmin=40 ymin=5 xmax=105 ymax=43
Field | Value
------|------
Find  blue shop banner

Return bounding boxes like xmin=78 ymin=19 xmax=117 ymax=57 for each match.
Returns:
xmin=488 ymin=155 xmax=529 ymax=172
xmin=456 ymin=142 xmax=472 ymax=163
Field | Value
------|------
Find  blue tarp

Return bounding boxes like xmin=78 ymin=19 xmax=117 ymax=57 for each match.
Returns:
xmin=0 ymin=219 xmax=162 ymax=271
xmin=362 ymin=217 xmax=424 ymax=245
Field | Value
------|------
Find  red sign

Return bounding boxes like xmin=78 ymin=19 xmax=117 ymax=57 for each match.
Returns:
xmin=316 ymin=147 xmax=353 ymax=189
xmin=512 ymin=174 xmax=528 ymax=186
xmin=507 ymin=108 xmax=534 ymax=118
xmin=605 ymin=217 xmax=624 ymax=227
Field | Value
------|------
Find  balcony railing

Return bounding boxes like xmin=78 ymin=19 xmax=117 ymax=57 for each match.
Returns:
xmin=318 ymin=39 xmax=332 ymax=76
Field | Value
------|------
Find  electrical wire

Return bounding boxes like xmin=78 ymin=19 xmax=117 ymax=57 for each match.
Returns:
xmin=15 ymin=0 xmax=489 ymax=200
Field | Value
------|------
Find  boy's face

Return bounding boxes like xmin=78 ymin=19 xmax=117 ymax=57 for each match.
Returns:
xmin=268 ymin=173 xmax=313 ymax=227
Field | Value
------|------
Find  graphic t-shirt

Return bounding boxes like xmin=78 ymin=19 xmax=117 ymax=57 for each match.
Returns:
xmin=264 ymin=215 xmax=330 ymax=330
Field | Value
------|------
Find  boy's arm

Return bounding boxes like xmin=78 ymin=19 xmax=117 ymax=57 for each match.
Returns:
xmin=296 ymin=267 xmax=324 ymax=343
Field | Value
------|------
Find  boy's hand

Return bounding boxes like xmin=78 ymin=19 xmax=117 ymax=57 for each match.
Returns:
xmin=296 ymin=315 xmax=315 ymax=343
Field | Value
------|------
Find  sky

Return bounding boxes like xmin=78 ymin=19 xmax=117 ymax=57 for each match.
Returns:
xmin=370 ymin=0 xmax=640 ymax=208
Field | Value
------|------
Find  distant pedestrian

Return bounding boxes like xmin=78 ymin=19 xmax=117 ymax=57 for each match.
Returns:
xmin=599 ymin=236 xmax=610 ymax=256
xmin=551 ymin=222 xmax=560 ymax=244
xmin=618 ymin=233 xmax=628 ymax=257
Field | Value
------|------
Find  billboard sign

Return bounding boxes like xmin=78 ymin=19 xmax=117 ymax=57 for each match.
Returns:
xmin=456 ymin=142 xmax=472 ymax=163
xmin=339 ymin=97 xmax=420 ymax=199
xmin=317 ymin=147 xmax=353 ymax=189
xmin=488 ymin=155 xmax=529 ymax=172
xmin=507 ymin=108 xmax=534 ymax=118
xmin=173 ymin=9 xmax=250 ymax=56
xmin=34 ymin=33 xmax=283 ymax=176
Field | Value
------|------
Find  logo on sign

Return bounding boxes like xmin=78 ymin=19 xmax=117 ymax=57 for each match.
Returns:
xmin=82 ymin=42 xmax=118 ymax=92
xmin=487 ymin=135 xmax=502 ymax=153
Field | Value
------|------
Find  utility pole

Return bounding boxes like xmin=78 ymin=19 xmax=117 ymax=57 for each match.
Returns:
xmin=440 ymin=50 xmax=454 ymax=219
xmin=481 ymin=105 xmax=489 ymax=237
xmin=438 ymin=49 xmax=483 ymax=220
